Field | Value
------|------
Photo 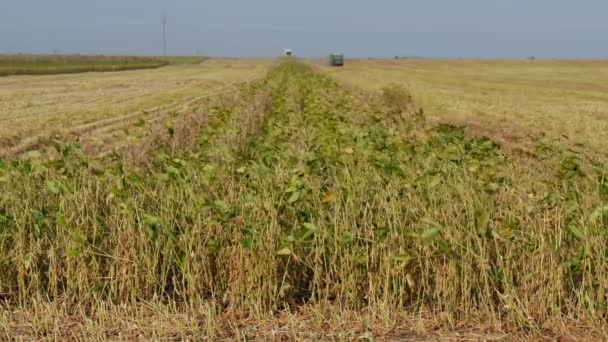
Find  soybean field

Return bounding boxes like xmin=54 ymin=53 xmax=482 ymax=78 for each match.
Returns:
xmin=1 ymin=59 xmax=607 ymax=340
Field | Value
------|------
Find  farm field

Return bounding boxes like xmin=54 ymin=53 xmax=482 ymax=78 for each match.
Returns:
xmin=318 ymin=59 xmax=608 ymax=153
xmin=1 ymin=59 xmax=608 ymax=340
xmin=0 ymin=58 xmax=271 ymax=156
xmin=0 ymin=55 xmax=169 ymax=77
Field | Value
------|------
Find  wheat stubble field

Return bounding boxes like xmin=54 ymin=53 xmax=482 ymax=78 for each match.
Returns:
xmin=0 ymin=57 xmax=608 ymax=340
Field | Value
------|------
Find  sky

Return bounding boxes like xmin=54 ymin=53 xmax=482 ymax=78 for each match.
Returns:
xmin=1 ymin=0 xmax=607 ymax=58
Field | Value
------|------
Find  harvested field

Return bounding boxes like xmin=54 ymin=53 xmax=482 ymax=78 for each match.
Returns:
xmin=318 ymin=59 xmax=608 ymax=153
xmin=0 ymin=58 xmax=271 ymax=156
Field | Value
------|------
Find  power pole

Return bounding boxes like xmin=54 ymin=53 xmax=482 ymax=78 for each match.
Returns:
xmin=162 ymin=13 xmax=167 ymax=57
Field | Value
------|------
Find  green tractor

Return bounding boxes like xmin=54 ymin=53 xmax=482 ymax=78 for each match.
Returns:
xmin=329 ymin=53 xmax=344 ymax=67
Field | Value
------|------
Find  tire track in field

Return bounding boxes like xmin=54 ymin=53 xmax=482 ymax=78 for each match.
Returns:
xmin=72 ymin=79 xmax=242 ymax=135
xmin=87 ymin=80 xmax=248 ymax=144
xmin=2 ymin=66 xmax=271 ymax=158
xmin=83 ymin=67 xmax=269 ymax=144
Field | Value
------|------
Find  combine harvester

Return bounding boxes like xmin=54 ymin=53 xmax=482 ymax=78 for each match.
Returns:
xmin=329 ymin=53 xmax=344 ymax=67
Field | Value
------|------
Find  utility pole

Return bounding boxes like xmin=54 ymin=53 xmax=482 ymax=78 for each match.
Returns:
xmin=162 ymin=13 xmax=167 ymax=57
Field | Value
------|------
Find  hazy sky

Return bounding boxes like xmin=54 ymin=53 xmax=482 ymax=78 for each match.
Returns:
xmin=1 ymin=0 xmax=607 ymax=58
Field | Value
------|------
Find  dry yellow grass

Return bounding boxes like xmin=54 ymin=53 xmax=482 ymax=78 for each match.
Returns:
xmin=317 ymin=59 xmax=608 ymax=153
xmin=0 ymin=58 xmax=271 ymax=155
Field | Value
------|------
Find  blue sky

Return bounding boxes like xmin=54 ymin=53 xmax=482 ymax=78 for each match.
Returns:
xmin=1 ymin=0 xmax=607 ymax=58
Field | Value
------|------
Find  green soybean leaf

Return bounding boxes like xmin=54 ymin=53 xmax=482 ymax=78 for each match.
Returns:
xmin=298 ymin=222 xmax=316 ymax=241
xmin=64 ymin=248 xmax=82 ymax=258
xmin=240 ymin=238 xmax=255 ymax=249
xmin=27 ymin=151 xmax=42 ymax=159
xmin=393 ymin=254 xmax=411 ymax=264
xmin=453 ymin=183 xmax=466 ymax=197
xmin=287 ymin=191 xmax=300 ymax=204
xmin=143 ymin=214 xmax=161 ymax=227
xmin=475 ymin=209 xmax=491 ymax=231
xmin=339 ymin=232 xmax=354 ymax=245
xmin=484 ymin=182 xmax=500 ymax=194
xmin=166 ymin=165 xmax=179 ymax=175
xmin=46 ymin=180 xmax=60 ymax=194
xmin=213 ymin=200 xmax=230 ymax=212
xmin=156 ymin=173 xmax=170 ymax=182
xmin=207 ymin=239 xmax=220 ymax=253
xmin=428 ymin=175 xmax=442 ymax=189
xmin=421 ymin=227 xmax=441 ymax=243
xmin=590 ymin=206 xmax=608 ymax=223
xmin=202 ymin=164 xmax=215 ymax=173
xmin=279 ymin=282 xmax=292 ymax=298
xmin=277 ymin=247 xmax=292 ymax=256
xmin=567 ymin=224 xmax=585 ymax=240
